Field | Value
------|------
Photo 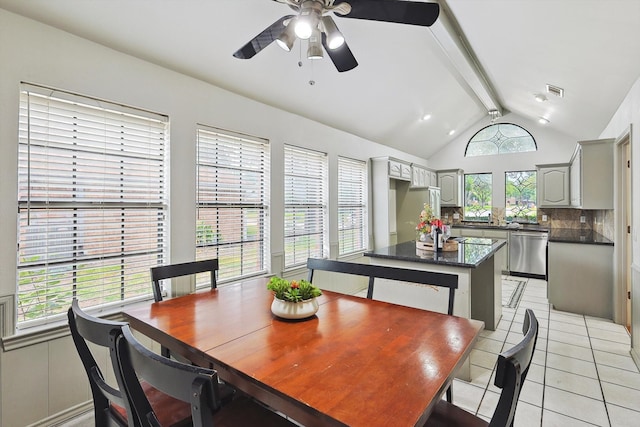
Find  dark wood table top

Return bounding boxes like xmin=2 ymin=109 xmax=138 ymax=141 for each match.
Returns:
xmin=124 ymin=278 xmax=483 ymax=427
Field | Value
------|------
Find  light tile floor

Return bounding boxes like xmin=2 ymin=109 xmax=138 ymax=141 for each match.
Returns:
xmin=456 ymin=276 xmax=640 ymax=427
xmin=62 ymin=277 xmax=640 ymax=426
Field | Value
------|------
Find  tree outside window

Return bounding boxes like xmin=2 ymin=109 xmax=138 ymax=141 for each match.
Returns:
xmin=505 ymin=171 xmax=537 ymax=222
xmin=464 ymin=173 xmax=492 ymax=221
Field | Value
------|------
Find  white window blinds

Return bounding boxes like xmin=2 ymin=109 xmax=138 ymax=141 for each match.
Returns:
xmin=196 ymin=127 xmax=269 ymax=283
xmin=16 ymin=85 xmax=168 ymax=327
xmin=284 ymin=145 xmax=327 ymax=268
xmin=338 ymin=157 xmax=368 ymax=255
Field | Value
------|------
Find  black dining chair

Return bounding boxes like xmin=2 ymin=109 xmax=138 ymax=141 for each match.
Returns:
xmin=150 ymin=258 xmax=219 ymax=302
xmin=68 ymin=299 xmax=193 ymax=427
xmin=423 ymin=308 xmax=539 ymax=427
xmin=306 ymin=257 xmax=458 ymax=402
xmin=306 ymin=258 xmax=458 ymax=314
xmin=115 ymin=324 xmax=298 ymax=427
xmin=150 ymin=258 xmax=220 ymax=360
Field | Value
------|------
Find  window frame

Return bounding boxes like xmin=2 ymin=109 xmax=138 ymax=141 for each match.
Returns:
xmin=465 ymin=123 xmax=537 ymax=157
xmin=463 ymin=173 xmax=493 ymax=222
xmin=16 ymin=83 xmax=169 ymax=329
xmin=283 ymin=145 xmax=328 ymax=269
xmin=195 ymin=125 xmax=270 ymax=286
xmin=504 ymin=170 xmax=538 ymax=223
xmin=337 ymin=157 xmax=368 ymax=256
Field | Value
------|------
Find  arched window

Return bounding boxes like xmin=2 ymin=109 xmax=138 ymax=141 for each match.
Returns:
xmin=465 ymin=123 xmax=537 ymax=157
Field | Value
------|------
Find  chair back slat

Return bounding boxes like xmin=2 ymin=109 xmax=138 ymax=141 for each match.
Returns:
xmin=306 ymin=258 xmax=458 ymax=315
xmin=150 ymin=258 xmax=219 ymax=302
xmin=68 ymin=299 xmax=129 ymax=427
xmin=489 ymin=308 xmax=539 ymax=427
xmin=116 ymin=325 xmax=220 ymax=427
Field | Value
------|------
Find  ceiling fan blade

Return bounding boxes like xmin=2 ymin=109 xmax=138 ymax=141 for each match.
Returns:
xmin=233 ymin=15 xmax=294 ymax=59
xmin=321 ymin=33 xmax=358 ymax=72
xmin=337 ymin=0 xmax=440 ymax=27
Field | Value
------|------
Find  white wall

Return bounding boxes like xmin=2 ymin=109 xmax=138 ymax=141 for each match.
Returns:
xmin=600 ymin=75 xmax=640 ymax=263
xmin=0 ymin=9 xmax=430 ymax=426
xmin=427 ymin=112 xmax=576 ymax=208
xmin=599 ymin=74 xmax=640 ymax=361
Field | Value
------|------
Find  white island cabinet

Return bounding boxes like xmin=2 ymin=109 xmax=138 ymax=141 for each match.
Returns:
xmin=548 ymin=240 xmax=613 ymax=319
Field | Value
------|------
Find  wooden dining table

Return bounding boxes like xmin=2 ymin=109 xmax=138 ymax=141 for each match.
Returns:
xmin=123 ymin=277 xmax=484 ymax=427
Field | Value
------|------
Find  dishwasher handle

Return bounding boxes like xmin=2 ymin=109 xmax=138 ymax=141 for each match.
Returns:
xmin=510 ymin=232 xmax=548 ymax=240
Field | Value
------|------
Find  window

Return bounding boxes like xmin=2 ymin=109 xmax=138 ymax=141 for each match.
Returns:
xmin=284 ymin=145 xmax=327 ymax=268
xmin=464 ymin=173 xmax=492 ymax=221
xmin=465 ymin=123 xmax=536 ymax=157
xmin=17 ymin=84 xmax=168 ymax=327
xmin=505 ymin=171 xmax=537 ymax=222
xmin=338 ymin=157 xmax=368 ymax=255
xmin=196 ymin=126 xmax=269 ymax=283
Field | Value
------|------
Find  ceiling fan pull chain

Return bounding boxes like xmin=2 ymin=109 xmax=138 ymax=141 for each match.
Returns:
xmin=298 ymin=39 xmax=304 ymax=67
xmin=309 ymin=59 xmax=316 ymax=85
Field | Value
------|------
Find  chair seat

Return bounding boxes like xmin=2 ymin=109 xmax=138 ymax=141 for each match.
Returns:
xmin=111 ymin=380 xmax=193 ymax=426
xmin=213 ymin=395 xmax=297 ymax=427
xmin=423 ymin=400 xmax=489 ymax=427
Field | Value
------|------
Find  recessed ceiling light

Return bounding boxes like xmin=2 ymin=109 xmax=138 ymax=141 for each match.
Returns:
xmin=448 ymin=130 xmax=456 ymax=136
xmin=421 ymin=114 xmax=432 ymax=121
xmin=538 ymin=117 xmax=550 ymax=125
xmin=534 ymin=94 xmax=547 ymax=102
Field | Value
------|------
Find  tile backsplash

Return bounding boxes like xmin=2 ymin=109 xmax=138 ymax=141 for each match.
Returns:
xmin=441 ymin=207 xmax=614 ymax=239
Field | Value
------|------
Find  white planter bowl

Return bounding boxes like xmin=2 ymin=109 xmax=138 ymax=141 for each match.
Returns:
xmin=271 ymin=297 xmax=319 ymax=320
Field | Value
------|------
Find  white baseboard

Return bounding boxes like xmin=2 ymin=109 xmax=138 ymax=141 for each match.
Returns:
xmin=27 ymin=401 xmax=93 ymax=427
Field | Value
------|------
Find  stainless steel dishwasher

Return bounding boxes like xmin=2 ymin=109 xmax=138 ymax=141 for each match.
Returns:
xmin=509 ymin=231 xmax=548 ymax=278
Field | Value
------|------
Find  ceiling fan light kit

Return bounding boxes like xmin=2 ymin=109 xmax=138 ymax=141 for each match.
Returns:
xmin=321 ymin=16 xmax=345 ymax=49
xmin=276 ymin=20 xmax=297 ymax=51
xmin=295 ymin=1 xmax=323 ymax=39
xmin=307 ymin=28 xmax=324 ymax=59
xmin=233 ymin=0 xmax=440 ymax=72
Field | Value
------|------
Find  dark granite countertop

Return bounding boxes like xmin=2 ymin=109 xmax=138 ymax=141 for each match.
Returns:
xmin=453 ymin=223 xmax=550 ymax=232
xmin=548 ymin=228 xmax=613 ymax=246
xmin=364 ymin=238 xmax=507 ymax=268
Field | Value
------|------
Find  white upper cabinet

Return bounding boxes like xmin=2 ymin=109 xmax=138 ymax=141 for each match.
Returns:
xmin=537 ymin=163 xmax=570 ymax=207
xmin=438 ymin=169 xmax=463 ymax=206
xmin=570 ymin=138 xmax=614 ymax=209
xmin=410 ymin=164 xmax=436 ymax=189
xmin=388 ymin=158 xmax=411 ymax=181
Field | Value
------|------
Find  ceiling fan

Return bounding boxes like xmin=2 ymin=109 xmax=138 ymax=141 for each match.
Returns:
xmin=233 ymin=0 xmax=440 ymax=72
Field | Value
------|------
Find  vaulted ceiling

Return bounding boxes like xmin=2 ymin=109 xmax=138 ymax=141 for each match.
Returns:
xmin=2 ymin=0 xmax=639 ymax=159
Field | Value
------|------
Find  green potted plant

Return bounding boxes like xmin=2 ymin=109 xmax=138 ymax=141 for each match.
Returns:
xmin=267 ymin=277 xmax=322 ymax=319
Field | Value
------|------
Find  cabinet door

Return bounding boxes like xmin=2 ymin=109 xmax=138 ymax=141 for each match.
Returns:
xmin=439 ymin=173 xmax=458 ymax=206
xmin=570 ymin=149 xmax=582 ymax=207
xmin=538 ymin=166 xmax=570 ymax=207
xmin=429 ymin=187 xmax=441 ymax=218
xmin=576 ymin=139 xmax=614 ymax=209
xmin=401 ymin=163 xmax=412 ymax=180
xmin=411 ymin=167 xmax=421 ymax=187
xmin=389 ymin=160 xmax=403 ymax=178
xmin=430 ymin=171 xmax=437 ymax=187
xmin=420 ymin=169 xmax=428 ymax=187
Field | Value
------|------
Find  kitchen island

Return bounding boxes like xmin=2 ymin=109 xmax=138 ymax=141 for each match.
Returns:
xmin=364 ymin=238 xmax=506 ymax=331
xmin=548 ymin=228 xmax=614 ymax=318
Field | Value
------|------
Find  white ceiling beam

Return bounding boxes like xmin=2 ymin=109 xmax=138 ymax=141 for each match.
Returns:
xmin=429 ymin=1 xmax=503 ymax=116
